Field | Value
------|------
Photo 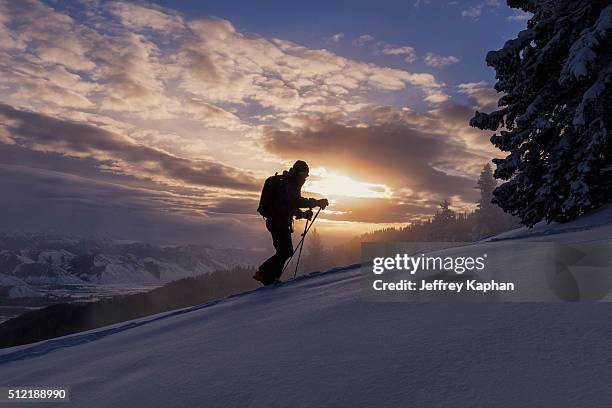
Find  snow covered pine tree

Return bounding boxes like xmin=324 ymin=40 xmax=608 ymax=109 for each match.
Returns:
xmin=470 ymin=0 xmax=612 ymax=226
xmin=476 ymin=163 xmax=502 ymax=235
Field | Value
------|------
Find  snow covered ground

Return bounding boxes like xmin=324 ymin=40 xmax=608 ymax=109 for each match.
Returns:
xmin=2 ymin=211 xmax=612 ymax=407
xmin=486 ymin=203 xmax=612 ymax=242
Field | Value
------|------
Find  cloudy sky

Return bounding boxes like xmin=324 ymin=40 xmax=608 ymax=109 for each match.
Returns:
xmin=0 ymin=0 xmax=530 ymax=248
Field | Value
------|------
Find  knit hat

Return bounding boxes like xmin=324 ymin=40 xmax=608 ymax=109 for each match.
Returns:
xmin=292 ymin=160 xmax=309 ymax=174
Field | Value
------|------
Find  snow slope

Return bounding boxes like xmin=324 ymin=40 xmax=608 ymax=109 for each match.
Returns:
xmin=2 ymin=213 xmax=612 ymax=407
xmin=486 ymin=203 xmax=612 ymax=241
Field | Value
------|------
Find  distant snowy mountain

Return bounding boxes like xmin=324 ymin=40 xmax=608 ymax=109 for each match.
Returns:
xmin=0 ymin=233 xmax=265 ymax=296
xmin=0 ymin=273 xmax=41 ymax=299
xmin=1 ymin=207 xmax=611 ymax=407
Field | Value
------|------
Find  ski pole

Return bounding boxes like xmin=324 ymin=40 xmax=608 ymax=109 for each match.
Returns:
xmin=293 ymin=207 xmax=322 ymax=278
xmin=281 ymin=207 xmax=322 ymax=276
xmin=282 ymin=217 xmax=308 ymax=275
xmin=302 ymin=207 xmax=321 ymax=238
xmin=292 ymin=217 xmax=310 ymax=278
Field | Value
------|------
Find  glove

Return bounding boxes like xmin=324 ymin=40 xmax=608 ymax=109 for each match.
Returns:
xmin=317 ymin=198 xmax=329 ymax=209
xmin=298 ymin=209 xmax=313 ymax=220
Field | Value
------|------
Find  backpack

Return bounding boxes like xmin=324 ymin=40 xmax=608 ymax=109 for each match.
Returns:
xmin=257 ymin=172 xmax=285 ymax=217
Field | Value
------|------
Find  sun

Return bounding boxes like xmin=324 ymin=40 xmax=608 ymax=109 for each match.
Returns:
xmin=304 ymin=167 xmax=392 ymax=199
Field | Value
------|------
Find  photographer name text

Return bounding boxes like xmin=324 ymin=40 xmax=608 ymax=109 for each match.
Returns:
xmin=372 ymin=279 xmax=515 ymax=293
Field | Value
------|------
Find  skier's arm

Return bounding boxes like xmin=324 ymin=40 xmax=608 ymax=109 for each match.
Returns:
xmin=289 ymin=197 xmax=315 ymax=219
xmin=296 ymin=196 xmax=318 ymax=209
xmin=288 ymin=185 xmax=328 ymax=217
xmin=297 ymin=196 xmax=328 ymax=209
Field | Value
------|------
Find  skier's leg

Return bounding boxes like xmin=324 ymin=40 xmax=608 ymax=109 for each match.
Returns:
xmin=257 ymin=254 xmax=276 ymax=283
xmin=256 ymin=220 xmax=278 ymax=284
xmin=273 ymin=226 xmax=293 ymax=280
xmin=256 ymin=221 xmax=293 ymax=284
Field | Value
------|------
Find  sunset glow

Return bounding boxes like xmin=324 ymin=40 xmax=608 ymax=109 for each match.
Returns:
xmin=304 ymin=168 xmax=392 ymax=199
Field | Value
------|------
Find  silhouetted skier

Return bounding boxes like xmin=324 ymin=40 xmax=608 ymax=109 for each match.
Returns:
xmin=254 ymin=160 xmax=328 ymax=285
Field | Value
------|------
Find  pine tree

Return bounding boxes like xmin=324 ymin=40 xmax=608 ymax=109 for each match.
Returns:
xmin=474 ymin=163 xmax=497 ymax=237
xmin=436 ymin=199 xmax=455 ymax=223
xmin=432 ymin=199 xmax=456 ymax=241
xmin=476 ymin=163 xmax=496 ymax=212
xmin=474 ymin=163 xmax=518 ymax=237
xmin=304 ymin=228 xmax=325 ymax=273
xmin=470 ymin=0 xmax=612 ymax=226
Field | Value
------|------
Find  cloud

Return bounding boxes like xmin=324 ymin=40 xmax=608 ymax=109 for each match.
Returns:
xmin=396 ymin=103 xmax=498 ymax=169
xmin=462 ymin=5 xmax=483 ymax=19
xmin=413 ymin=0 xmax=432 ymax=7
xmin=379 ymin=45 xmax=418 ymax=64
xmin=320 ymin=197 xmax=439 ymax=223
xmin=0 ymin=104 xmax=258 ymax=191
xmin=0 ymin=0 xmax=176 ymax=119
xmin=461 ymin=0 xmax=501 ymax=20
xmin=424 ymin=92 xmax=451 ymax=103
xmin=2 ymin=0 xmax=95 ymax=71
xmin=359 ymin=38 xmax=418 ymax=66
xmin=182 ymin=99 xmax=245 ymax=130
xmin=507 ymin=11 xmax=532 ymax=22
xmin=109 ymin=2 xmax=185 ymax=32
xmin=329 ymin=32 xmax=344 ymax=43
xmin=457 ymin=81 xmax=499 ymax=111
xmin=175 ymin=19 xmax=446 ymax=112
xmin=424 ymin=52 xmax=460 ymax=68
xmin=0 ymin=1 xmax=448 ymax=122
xmin=354 ymin=34 xmax=375 ymax=46
xmin=0 ymin=164 xmax=266 ymax=247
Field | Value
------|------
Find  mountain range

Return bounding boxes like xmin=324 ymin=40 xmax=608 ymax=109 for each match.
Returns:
xmin=0 ymin=233 xmax=265 ymax=299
